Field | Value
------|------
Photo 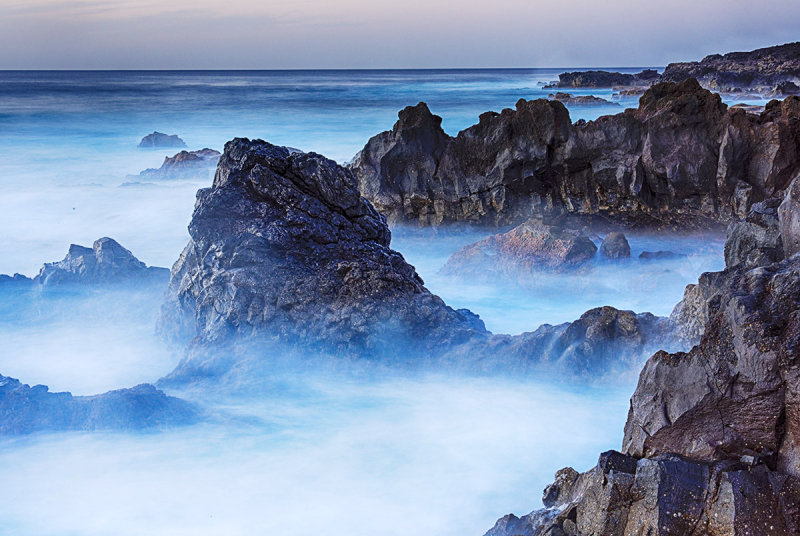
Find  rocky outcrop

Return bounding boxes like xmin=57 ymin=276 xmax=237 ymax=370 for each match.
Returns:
xmin=780 ymin=174 xmax=800 ymax=256
xmin=638 ymin=250 xmax=686 ymax=260
xmin=483 ymin=174 xmax=800 ymax=536
xmin=33 ymin=237 xmax=168 ymax=286
xmin=160 ymin=139 xmax=673 ymax=381
xmin=547 ymin=92 xmax=619 ymax=107
xmin=136 ymin=148 xmax=221 ymax=180
xmin=138 ymin=131 xmax=187 ymax=148
xmin=545 ymin=69 xmax=660 ymax=88
xmin=161 ymin=138 xmax=486 ymax=377
xmin=441 ymin=219 xmax=597 ymax=277
xmin=0 ymin=374 xmax=199 ymax=434
xmin=661 ymin=42 xmax=800 ymax=95
xmin=351 ymin=81 xmax=800 ymax=228
xmin=599 ymin=232 xmax=630 ymax=259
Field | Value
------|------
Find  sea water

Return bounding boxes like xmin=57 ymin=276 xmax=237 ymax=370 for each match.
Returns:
xmin=0 ymin=69 xmax=731 ymax=536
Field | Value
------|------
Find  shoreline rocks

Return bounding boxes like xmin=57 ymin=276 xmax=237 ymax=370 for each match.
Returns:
xmin=351 ymin=81 xmax=800 ymax=229
xmin=547 ymin=92 xmax=619 ymax=107
xmin=545 ymin=69 xmax=660 ymax=89
xmin=599 ymin=232 xmax=630 ymax=259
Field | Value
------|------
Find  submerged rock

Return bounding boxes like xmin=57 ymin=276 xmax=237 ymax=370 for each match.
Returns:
xmin=547 ymin=92 xmax=619 ymax=106
xmin=34 ymin=237 xmax=169 ymax=286
xmin=137 ymin=148 xmax=221 ymax=180
xmin=352 ymin=80 xmax=800 ymax=228
xmin=638 ymin=250 xmax=686 ymax=260
xmin=0 ymin=374 xmax=199 ymax=434
xmin=599 ymin=232 xmax=630 ymax=259
xmin=138 ymin=131 xmax=187 ymax=148
xmin=441 ymin=219 xmax=597 ymax=277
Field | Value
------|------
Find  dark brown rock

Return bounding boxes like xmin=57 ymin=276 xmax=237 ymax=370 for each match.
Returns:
xmin=137 ymin=148 xmax=221 ymax=180
xmin=599 ymin=232 xmax=630 ymax=259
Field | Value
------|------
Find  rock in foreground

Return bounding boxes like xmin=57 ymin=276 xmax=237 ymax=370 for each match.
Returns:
xmin=0 ymin=374 xmax=199 ymax=434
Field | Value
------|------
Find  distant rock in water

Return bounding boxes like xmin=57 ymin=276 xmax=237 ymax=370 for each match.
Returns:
xmin=599 ymin=232 xmax=630 ymax=259
xmin=441 ymin=219 xmax=597 ymax=277
xmin=547 ymin=92 xmax=619 ymax=106
xmin=638 ymin=250 xmax=686 ymax=260
xmin=545 ymin=69 xmax=660 ymax=88
xmin=0 ymin=374 xmax=199 ymax=434
xmin=137 ymin=148 xmax=221 ymax=180
xmin=138 ymin=131 xmax=187 ymax=148
xmin=351 ymin=81 xmax=800 ymax=228
xmin=32 ymin=237 xmax=168 ymax=286
xmin=660 ymin=41 xmax=800 ymax=95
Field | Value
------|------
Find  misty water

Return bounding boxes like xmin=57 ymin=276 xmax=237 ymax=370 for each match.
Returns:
xmin=0 ymin=70 xmax=733 ymax=535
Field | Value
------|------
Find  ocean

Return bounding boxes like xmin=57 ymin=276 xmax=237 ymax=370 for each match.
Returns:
xmin=0 ymin=69 xmax=731 ymax=536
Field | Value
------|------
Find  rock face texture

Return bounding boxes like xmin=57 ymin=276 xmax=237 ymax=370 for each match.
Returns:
xmin=441 ymin=219 xmax=597 ymax=276
xmin=661 ymin=41 xmax=800 ymax=94
xmin=138 ymin=131 xmax=187 ymax=148
xmin=161 ymin=138 xmax=486 ymax=375
xmin=599 ymin=232 xmax=630 ymax=259
xmin=137 ymin=148 xmax=221 ymax=180
xmin=161 ymin=139 xmax=671 ymax=381
xmin=546 ymin=69 xmax=660 ymax=88
xmin=33 ymin=237 xmax=168 ymax=286
xmin=351 ymin=81 xmax=800 ymax=228
xmin=483 ymin=175 xmax=800 ymax=536
xmin=0 ymin=374 xmax=199 ymax=434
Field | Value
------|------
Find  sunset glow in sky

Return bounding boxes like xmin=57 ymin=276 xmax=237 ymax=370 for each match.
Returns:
xmin=2 ymin=0 xmax=799 ymax=69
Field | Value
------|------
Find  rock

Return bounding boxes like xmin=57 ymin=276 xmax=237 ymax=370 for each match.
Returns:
xmin=0 ymin=374 xmax=199 ymax=434
xmin=440 ymin=219 xmax=597 ymax=277
xmin=34 ymin=237 xmax=169 ymax=286
xmin=545 ymin=69 xmax=660 ymax=89
xmin=160 ymin=138 xmax=486 ymax=378
xmin=730 ymin=102 xmax=766 ymax=114
xmin=160 ymin=139 xmax=671 ymax=382
xmin=599 ymin=232 xmax=630 ymax=259
xmin=484 ymin=451 xmax=800 ymax=536
xmin=138 ymin=131 xmax=187 ymax=148
xmin=352 ymin=81 xmax=800 ymax=228
xmin=136 ymin=148 xmax=221 ymax=180
xmin=0 ymin=273 xmax=33 ymax=285
xmin=771 ymin=81 xmax=800 ymax=97
xmin=779 ymin=174 xmax=800 ymax=257
xmin=724 ymin=198 xmax=784 ymax=268
xmin=547 ymin=92 xmax=619 ymax=107
xmin=447 ymin=306 xmax=675 ymax=377
xmin=660 ymin=41 xmax=800 ymax=95
xmin=638 ymin=250 xmax=686 ymax=260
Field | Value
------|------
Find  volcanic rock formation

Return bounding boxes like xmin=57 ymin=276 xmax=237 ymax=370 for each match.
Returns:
xmin=138 ymin=131 xmax=187 ymax=148
xmin=351 ymin=81 xmax=800 ymax=229
xmin=545 ymin=69 xmax=660 ymax=89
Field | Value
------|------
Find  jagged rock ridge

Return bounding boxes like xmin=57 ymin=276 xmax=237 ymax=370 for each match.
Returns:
xmin=351 ymin=80 xmax=800 ymax=228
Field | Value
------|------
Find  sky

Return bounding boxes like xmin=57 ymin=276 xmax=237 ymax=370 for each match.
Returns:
xmin=0 ymin=0 xmax=798 ymax=69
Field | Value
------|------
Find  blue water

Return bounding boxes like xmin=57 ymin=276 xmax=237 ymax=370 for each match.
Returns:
xmin=0 ymin=69 xmax=731 ymax=536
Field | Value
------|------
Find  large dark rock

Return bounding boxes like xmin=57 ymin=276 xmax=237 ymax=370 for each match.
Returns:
xmin=138 ymin=131 xmax=187 ymax=148
xmin=441 ymin=219 xmax=597 ymax=276
xmin=546 ymin=69 xmax=660 ymax=89
xmin=34 ymin=237 xmax=169 ymax=286
xmin=351 ymin=81 xmax=800 ymax=229
xmin=136 ymin=148 xmax=221 ymax=181
xmin=0 ymin=374 xmax=199 ymax=434
xmin=161 ymin=138 xmax=486 ymax=377
xmin=660 ymin=42 xmax=800 ymax=94
xmin=160 ymin=139 xmax=671 ymax=382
